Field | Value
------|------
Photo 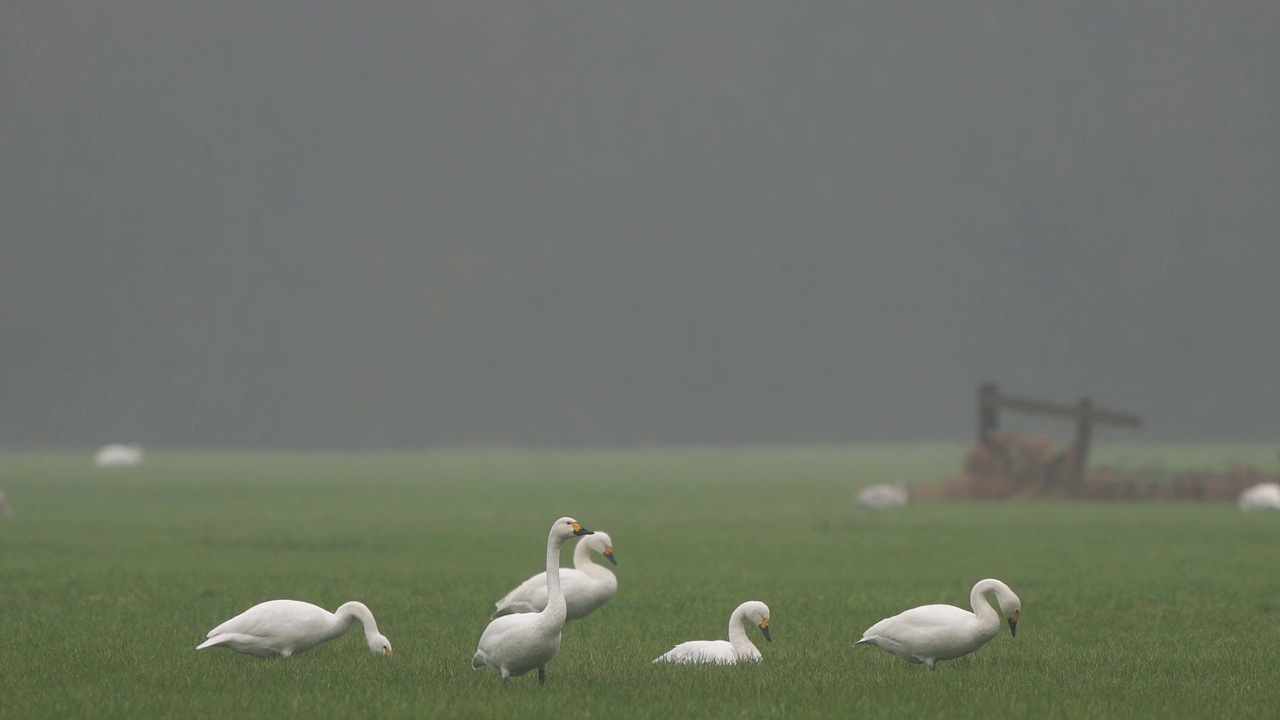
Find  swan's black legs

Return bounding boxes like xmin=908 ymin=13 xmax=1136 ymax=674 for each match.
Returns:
xmin=538 ymin=666 xmax=546 ymax=685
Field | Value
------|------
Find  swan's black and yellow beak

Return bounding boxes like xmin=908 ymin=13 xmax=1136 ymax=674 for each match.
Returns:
xmin=760 ymin=618 xmax=772 ymax=642
xmin=603 ymin=546 xmax=617 ymax=565
xmin=570 ymin=522 xmax=593 ymax=536
xmin=384 ymin=647 xmax=393 ymax=657
xmin=1008 ymin=610 xmax=1020 ymax=637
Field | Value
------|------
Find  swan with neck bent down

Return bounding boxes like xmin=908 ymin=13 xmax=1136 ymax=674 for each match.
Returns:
xmin=856 ymin=578 xmax=1020 ymax=670
xmin=197 ymin=599 xmax=392 ymax=658
xmin=492 ymin=531 xmax=617 ymax=620
xmin=472 ymin=517 xmax=594 ymax=685
xmin=652 ymin=601 xmax=772 ymax=665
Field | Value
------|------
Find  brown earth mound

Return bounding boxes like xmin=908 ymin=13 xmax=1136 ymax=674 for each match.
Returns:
xmin=912 ymin=432 xmax=1275 ymax=501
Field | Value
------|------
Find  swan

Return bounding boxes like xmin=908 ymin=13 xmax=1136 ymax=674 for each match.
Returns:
xmin=856 ymin=482 xmax=910 ymax=510
xmin=856 ymin=578 xmax=1020 ymax=670
xmin=95 ymin=443 xmax=143 ymax=468
xmin=472 ymin=516 xmax=593 ymax=685
xmin=196 ymin=599 xmax=392 ymax=658
xmin=0 ymin=490 xmax=12 ymax=518
xmin=652 ymin=601 xmax=772 ymax=665
xmin=492 ymin=531 xmax=617 ymax=620
xmin=1239 ymin=482 xmax=1280 ymax=511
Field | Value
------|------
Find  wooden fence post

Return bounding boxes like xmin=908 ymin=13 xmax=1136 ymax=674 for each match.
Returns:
xmin=1073 ymin=396 xmax=1094 ymax=486
xmin=978 ymin=382 xmax=999 ymax=444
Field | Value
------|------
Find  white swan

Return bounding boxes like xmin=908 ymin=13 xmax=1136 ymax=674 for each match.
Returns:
xmin=0 ymin=490 xmax=13 ymax=518
xmin=196 ymin=599 xmax=392 ymax=658
xmin=95 ymin=443 xmax=143 ymax=468
xmin=1239 ymin=482 xmax=1280 ymax=511
xmin=492 ymin=531 xmax=617 ymax=620
xmin=856 ymin=578 xmax=1020 ymax=670
xmin=652 ymin=601 xmax=772 ymax=665
xmin=472 ymin=516 xmax=593 ymax=684
xmin=856 ymin=482 xmax=910 ymax=510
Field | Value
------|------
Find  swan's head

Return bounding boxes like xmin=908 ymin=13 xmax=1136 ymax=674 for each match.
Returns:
xmin=741 ymin=601 xmax=772 ymax=642
xmin=551 ymin=516 xmax=593 ymax=541
xmin=992 ymin=582 xmax=1021 ymax=637
xmin=367 ymin=633 xmax=393 ymax=657
xmin=587 ymin=531 xmax=617 ymax=565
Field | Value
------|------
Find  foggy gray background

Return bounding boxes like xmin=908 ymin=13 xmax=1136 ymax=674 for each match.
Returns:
xmin=3 ymin=3 xmax=1277 ymax=450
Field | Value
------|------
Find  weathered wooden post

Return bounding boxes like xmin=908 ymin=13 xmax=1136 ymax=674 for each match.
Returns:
xmin=978 ymin=382 xmax=999 ymax=444
xmin=1073 ymin=396 xmax=1094 ymax=487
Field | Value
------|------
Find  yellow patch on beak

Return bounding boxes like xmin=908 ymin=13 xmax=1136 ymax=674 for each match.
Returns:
xmin=760 ymin=618 xmax=770 ymax=629
xmin=384 ymin=647 xmax=393 ymax=656
xmin=570 ymin=522 xmax=582 ymax=532
xmin=604 ymin=546 xmax=613 ymax=554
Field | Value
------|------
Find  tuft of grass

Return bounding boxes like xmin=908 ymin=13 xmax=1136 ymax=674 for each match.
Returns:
xmin=1 ymin=446 xmax=1279 ymax=719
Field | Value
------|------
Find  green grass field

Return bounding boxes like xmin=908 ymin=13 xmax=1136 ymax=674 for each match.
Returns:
xmin=2 ymin=446 xmax=1279 ymax=719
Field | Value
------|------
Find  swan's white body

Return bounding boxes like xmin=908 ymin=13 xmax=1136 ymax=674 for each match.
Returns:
xmin=492 ymin=531 xmax=617 ymax=620
xmin=197 ymin=599 xmax=392 ymax=658
xmin=95 ymin=444 xmax=143 ymax=468
xmin=652 ymin=601 xmax=772 ymax=665
xmin=473 ymin=517 xmax=593 ymax=684
xmin=1239 ymin=482 xmax=1280 ymax=511
xmin=856 ymin=483 xmax=910 ymax=510
xmin=856 ymin=578 xmax=1020 ymax=670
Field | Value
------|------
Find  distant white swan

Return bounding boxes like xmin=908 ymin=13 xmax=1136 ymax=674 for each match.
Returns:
xmin=95 ymin=443 xmax=143 ymax=468
xmin=0 ymin=490 xmax=12 ymax=518
xmin=856 ymin=578 xmax=1020 ymax=670
xmin=1239 ymin=482 xmax=1280 ymax=511
xmin=197 ymin=599 xmax=392 ymax=658
xmin=856 ymin=482 xmax=910 ymax=510
xmin=492 ymin=531 xmax=617 ymax=620
xmin=472 ymin=517 xmax=594 ymax=685
xmin=652 ymin=601 xmax=772 ymax=665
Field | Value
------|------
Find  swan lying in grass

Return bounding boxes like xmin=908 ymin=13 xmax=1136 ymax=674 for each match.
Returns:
xmin=197 ymin=599 xmax=392 ymax=658
xmin=1239 ymin=482 xmax=1280 ymax=511
xmin=856 ymin=578 xmax=1020 ymax=670
xmin=856 ymin=482 xmax=910 ymax=510
xmin=652 ymin=601 xmax=771 ymax=665
xmin=473 ymin=517 xmax=593 ymax=685
xmin=95 ymin=443 xmax=143 ymax=468
xmin=492 ymin=531 xmax=617 ymax=620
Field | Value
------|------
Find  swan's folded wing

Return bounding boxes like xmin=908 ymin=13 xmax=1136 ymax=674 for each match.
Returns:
xmin=493 ymin=572 xmax=551 ymax=616
xmin=652 ymin=640 xmax=737 ymax=665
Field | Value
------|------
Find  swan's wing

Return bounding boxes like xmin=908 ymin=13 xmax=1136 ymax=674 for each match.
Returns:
xmin=493 ymin=572 xmax=550 ymax=617
xmin=858 ymin=604 xmax=982 ymax=663
xmin=652 ymin=640 xmax=738 ymax=665
xmin=204 ymin=600 xmax=327 ymax=640
xmin=494 ymin=569 xmax=610 ymax=618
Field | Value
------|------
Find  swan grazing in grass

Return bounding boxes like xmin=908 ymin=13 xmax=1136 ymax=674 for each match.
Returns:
xmin=652 ymin=601 xmax=772 ymax=665
xmin=856 ymin=578 xmax=1020 ymax=670
xmin=197 ymin=599 xmax=392 ymax=658
xmin=856 ymin=482 xmax=910 ymax=510
xmin=472 ymin=517 xmax=593 ymax=685
xmin=492 ymin=531 xmax=617 ymax=620
xmin=1239 ymin=482 xmax=1280 ymax=511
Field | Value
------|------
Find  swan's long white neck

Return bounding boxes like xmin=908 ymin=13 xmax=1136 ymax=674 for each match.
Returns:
xmin=541 ymin=530 xmax=570 ymax=622
xmin=968 ymin=579 xmax=1010 ymax=637
xmin=335 ymin=601 xmax=380 ymax=641
xmin=727 ymin=605 xmax=757 ymax=655
xmin=571 ymin=537 xmax=594 ymax=570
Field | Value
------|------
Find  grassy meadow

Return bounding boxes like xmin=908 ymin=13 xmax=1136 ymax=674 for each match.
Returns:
xmin=1 ymin=445 xmax=1279 ymax=719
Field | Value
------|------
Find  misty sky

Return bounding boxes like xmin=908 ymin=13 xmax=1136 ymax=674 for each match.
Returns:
xmin=3 ymin=3 xmax=1278 ymax=450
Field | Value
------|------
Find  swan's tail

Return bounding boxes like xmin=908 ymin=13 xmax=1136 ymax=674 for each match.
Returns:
xmin=196 ymin=635 xmax=224 ymax=651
